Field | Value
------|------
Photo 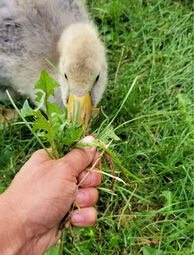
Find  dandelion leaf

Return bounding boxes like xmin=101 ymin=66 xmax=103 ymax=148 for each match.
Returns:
xmin=34 ymin=70 xmax=60 ymax=98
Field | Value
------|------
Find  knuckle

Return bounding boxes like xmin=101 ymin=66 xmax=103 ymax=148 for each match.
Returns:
xmin=31 ymin=149 xmax=43 ymax=158
xmin=62 ymin=159 xmax=73 ymax=172
xmin=73 ymin=148 xmax=92 ymax=165
xmin=57 ymin=159 xmax=77 ymax=180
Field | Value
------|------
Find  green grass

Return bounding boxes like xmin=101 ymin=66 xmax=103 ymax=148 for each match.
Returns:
xmin=0 ymin=0 xmax=193 ymax=254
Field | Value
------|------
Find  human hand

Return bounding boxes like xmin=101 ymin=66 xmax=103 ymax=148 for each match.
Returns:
xmin=0 ymin=136 xmax=101 ymax=255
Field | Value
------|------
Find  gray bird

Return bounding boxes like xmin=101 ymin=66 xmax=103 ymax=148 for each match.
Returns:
xmin=0 ymin=0 xmax=107 ymax=126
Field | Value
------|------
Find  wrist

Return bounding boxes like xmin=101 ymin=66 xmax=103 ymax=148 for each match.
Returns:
xmin=0 ymin=192 xmax=29 ymax=255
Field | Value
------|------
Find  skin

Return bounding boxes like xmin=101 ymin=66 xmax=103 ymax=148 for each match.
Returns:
xmin=0 ymin=136 xmax=101 ymax=255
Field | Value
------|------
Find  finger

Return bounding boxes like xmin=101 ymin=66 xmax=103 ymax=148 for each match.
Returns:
xmin=75 ymin=188 xmax=98 ymax=207
xmin=58 ymin=136 xmax=96 ymax=177
xmin=92 ymin=151 xmax=101 ymax=167
xmin=78 ymin=170 xmax=101 ymax=187
xmin=30 ymin=148 xmax=53 ymax=163
xmin=71 ymin=207 xmax=97 ymax=227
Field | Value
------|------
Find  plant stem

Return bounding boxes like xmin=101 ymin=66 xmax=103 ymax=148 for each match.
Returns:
xmin=76 ymin=140 xmax=142 ymax=182
xmin=6 ymin=90 xmax=55 ymax=160
xmin=43 ymin=73 xmax=59 ymax=159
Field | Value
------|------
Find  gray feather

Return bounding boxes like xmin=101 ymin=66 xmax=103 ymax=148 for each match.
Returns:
xmin=0 ymin=0 xmax=89 ymax=106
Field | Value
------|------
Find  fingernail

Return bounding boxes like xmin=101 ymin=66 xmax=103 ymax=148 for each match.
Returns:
xmin=76 ymin=190 xmax=87 ymax=204
xmin=71 ymin=212 xmax=84 ymax=223
xmin=79 ymin=136 xmax=94 ymax=143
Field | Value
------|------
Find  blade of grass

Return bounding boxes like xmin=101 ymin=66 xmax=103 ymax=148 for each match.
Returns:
xmin=97 ymin=187 xmax=117 ymax=196
xmin=100 ymin=76 xmax=138 ymax=137
xmin=75 ymin=101 xmax=81 ymax=125
xmin=72 ymin=94 xmax=76 ymax=125
xmin=113 ymin=110 xmax=180 ymax=132
xmin=93 ymin=168 xmax=126 ymax=184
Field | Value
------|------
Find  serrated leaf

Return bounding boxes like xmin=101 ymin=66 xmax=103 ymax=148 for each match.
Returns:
xmin=35 ymin=91 xmax=44 ymax=103
xmin=31 ymin=111 xmax=49 ymax=132
xmin=34 ymin=70 xmax=60 ymax=99
xmin=100 ymin=126 xmax=120 ymax=142
xmin=21 ymin=100 xmax=33 ymax=116
xmin=36 ymin=93 xmax=46 ymax=111
xmin=48 ymin=102 xmax=62 ymax=115
xmin=32 ymin=119 xmax=49 ymax=133
xmin=62 ymin=127 xmax=83 ymax=146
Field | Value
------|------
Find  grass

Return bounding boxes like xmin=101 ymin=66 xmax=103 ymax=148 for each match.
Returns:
xmin=0 ymin=0 xmax=193 ymax=254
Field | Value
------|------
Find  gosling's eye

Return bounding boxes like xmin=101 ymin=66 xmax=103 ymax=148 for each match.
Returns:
xmin=95 ymin=74 xmax=100 ymax=83
xmin=64 ymin=73 xmax=68 ymax=80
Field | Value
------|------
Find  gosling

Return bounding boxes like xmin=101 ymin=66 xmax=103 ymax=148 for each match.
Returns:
xmin=0 ymin=0 xmax=107 ymax=125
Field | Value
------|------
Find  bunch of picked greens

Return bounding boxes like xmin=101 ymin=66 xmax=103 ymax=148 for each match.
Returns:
xmin=6 ymin=71 xmax=141 ymax=180
xmin=6 ymin=70 xmax=141 ymax=254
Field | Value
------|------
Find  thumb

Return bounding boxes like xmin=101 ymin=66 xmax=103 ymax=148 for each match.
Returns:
xmin=58 ymin=136 xmax=96 ymax=177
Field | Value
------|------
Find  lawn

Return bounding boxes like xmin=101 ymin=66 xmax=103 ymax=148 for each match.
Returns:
xmin=0 ymin=0 xmax=193 ymax=254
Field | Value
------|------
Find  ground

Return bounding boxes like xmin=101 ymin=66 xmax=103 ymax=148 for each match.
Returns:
xmin=0 ymin=0 xmax=193 ymax=254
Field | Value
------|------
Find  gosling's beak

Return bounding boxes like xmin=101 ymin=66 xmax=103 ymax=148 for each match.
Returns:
xmin=67 ymin=92 xmax=92 ymax=127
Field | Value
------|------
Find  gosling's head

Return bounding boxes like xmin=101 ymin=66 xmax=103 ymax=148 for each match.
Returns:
xmin=58 ymin=23 xmax=107 ymax=126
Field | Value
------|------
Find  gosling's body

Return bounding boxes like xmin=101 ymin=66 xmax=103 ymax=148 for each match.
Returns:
xmin=0 ymin=0 xmax=107 ymax=109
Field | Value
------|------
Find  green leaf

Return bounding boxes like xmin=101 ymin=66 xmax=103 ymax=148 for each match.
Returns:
xmin=34 ymin=70 xmax=60 ymax=99
xmin=35 ymin=91 xmax=44 ymax=103
xmin=143 ymin=246 xmax=163 ymax=255
xmin=21 ymin=100 xmax=33 ymax=116
xmin=31 ymin=111 xmax=49 ymax=133
xmin=100 ymin=126 xmax=120 ymax=143
xmin=35 ymin=92 xmax=46 ymax=111
xmin=33 ymin=71 xmax=62 ymax=159
xmin=48 ymin=102 xmax=62 ymax=115
xmin=62 ymin=126 xmax=83 ymax=146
